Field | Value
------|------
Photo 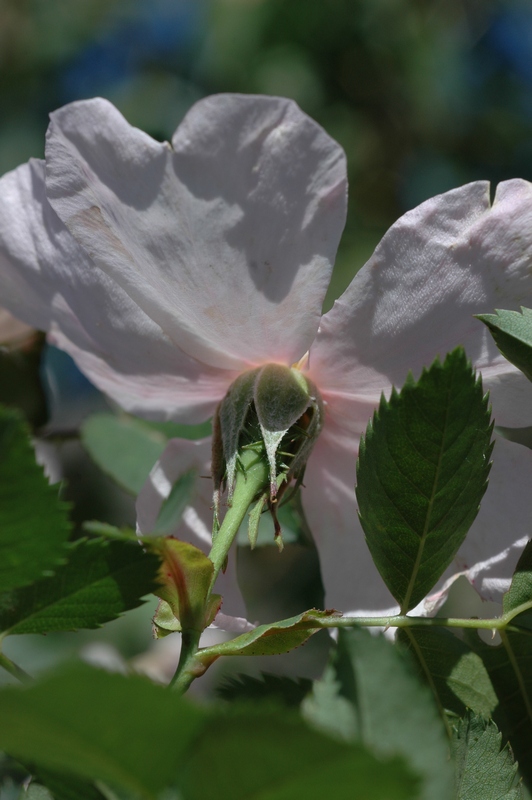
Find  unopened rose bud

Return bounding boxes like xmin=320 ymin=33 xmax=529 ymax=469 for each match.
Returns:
xmin=212 ymin=363 xmax=323 ymax=547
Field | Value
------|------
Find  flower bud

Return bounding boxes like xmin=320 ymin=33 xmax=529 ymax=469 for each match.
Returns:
xmin=212 ymin=363 xmax=323 ymax=545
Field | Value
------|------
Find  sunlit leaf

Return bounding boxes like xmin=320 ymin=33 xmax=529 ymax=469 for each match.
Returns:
xmin=467 ymin=628 xmax=532 ymax=786
xmin=477 ymin=307 xmax=532 ymax=383
xmin=397 ymin=627 xmax=497 ymax=718
xmin=196 ymin=609 xmax=337 ymax=668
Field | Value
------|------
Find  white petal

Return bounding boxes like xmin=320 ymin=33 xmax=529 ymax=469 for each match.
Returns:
xmin=209 ymin=612 xmax=256 ymax=633
xmin=451 ymin=435 xmax=532 ymax=603
xmin=45 ymin=95 xmax=347 ymax=370
xmin=136 ymin=437 xmax=247 ymax=619
xmin=303 ymin=417 xmax=532 ymax=617
xmin=309 ymin=180 xmax=532 ymax=432
xmin=0 ymin=160 xmax=234 ymax=421
xmin=301 ymin=419 xmax=399 ymax=614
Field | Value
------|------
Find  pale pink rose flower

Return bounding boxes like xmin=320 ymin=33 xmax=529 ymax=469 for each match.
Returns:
xmin=0 ymin=95 xmax=532 ymax=626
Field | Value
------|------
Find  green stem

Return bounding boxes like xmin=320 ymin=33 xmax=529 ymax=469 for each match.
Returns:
xmin=169 ymin=449 xmax=268 ymax=694
xmin=168 ymin=629 xmax=203 ymax=694
xmin=209 ymin=447 xmax=269 ymax=588
xmin=307 ymin=607 xmax=532 ymax=632
xmin=0 ymin=652 xmax=31 ymax=683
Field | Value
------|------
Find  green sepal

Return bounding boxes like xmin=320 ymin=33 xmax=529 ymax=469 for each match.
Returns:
xmin=247 ymin=491 xmax=268 ymax=548
xmin=196 ymin=608 xmax=338 ymax=667
xmin=215 ymin=368 xmax=258 ymax=501
xmin=356 ymin=348 xmax=493 ymax=612
xmin=477 ymin=307 xmax=532 ymax=383
xmin=149 ymin=538 xmax=221 ymax=634
xmin=254 ymin=364 xmax=313 ymax=496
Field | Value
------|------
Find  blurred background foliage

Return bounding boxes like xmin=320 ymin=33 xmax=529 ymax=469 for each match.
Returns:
xmin=1 ymin=0 xmax=532 ymax=301
xmin=1 ymin=0 xmax=532 ymax=682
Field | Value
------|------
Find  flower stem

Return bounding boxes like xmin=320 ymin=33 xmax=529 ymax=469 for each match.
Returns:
xmin=0 ymin=652 xmax=31 ymax=683
xmin=168 ymin=628 xmax=204 ymax=694
xmin=208 ymin=447 xmax=269 ymax=589
xmin=308 ymin=603 xmax=532 ymax=632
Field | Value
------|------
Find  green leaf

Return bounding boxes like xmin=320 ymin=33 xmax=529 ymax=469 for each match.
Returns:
xmin=150 ymin=538 xmax=220 ymax=633
xmin=152 ymin=468 xmax=197 ymax=535
xmin=216 ymin=673 xmax=312 ymax=707
xmin=503 ymin=539 xmax=532 ymax=621
xmin=466 ymin=543 xmax=532 ymax=787
xmin=452 ymin=713 xmax=522 ymax=799
xmin=24 ymin=786 xmax=53 ymax=800
xmin=27 ymin=767 xmax=108 ymax=800
xmin=0 ymin=662 xmax=206 ymax=800
xmin=334 ymin=628 xmax=453 ymax=800
xmin=179 ymin=710 xmax=421 ymax=800
xmin=477 ymin=307 xmax=532 ymax=383
xmin=81 ymin=412 xmax=210 ymax=495
xmin=466 ymin=628 xmax=532 ymax=787
xmin=196 ymin=609 xmax=337 ymax=667
xmin=301 ymin=664 xmax=358 ymax=742
xmin=0 ymin=537 xmax=160 ymax=635
xmin=397 ymin=627 xmax=497 ymax=718
xmin=0 ymin=407 xmax=71 ymax=593
xmin=356 ymin=348 xmax=493 ymax=612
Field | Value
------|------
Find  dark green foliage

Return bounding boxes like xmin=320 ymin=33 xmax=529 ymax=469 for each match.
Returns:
xmin=357 ymin=348 xmax=493 ymax=612
xmin=216 ymin=672 xmax=312 ymax=706
xmin=466 ymin=542 xmax=532 ymax=788
xmin=0 ymin=407 xmax=71 ymax=594
xmin=0 ymin=662 xmax=420 ymax=800
xmin=0 ymin=537 xmax=160 ymax=635
xmin=0 ymin=663 xmax=206 ymax=800
xmin=397 ymin=627 xmax=497 ymax=719
xmin=452 ymin=713 xmax=522 ymax=799
xmin=179 ymin=710 xmax=420 ymax=800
